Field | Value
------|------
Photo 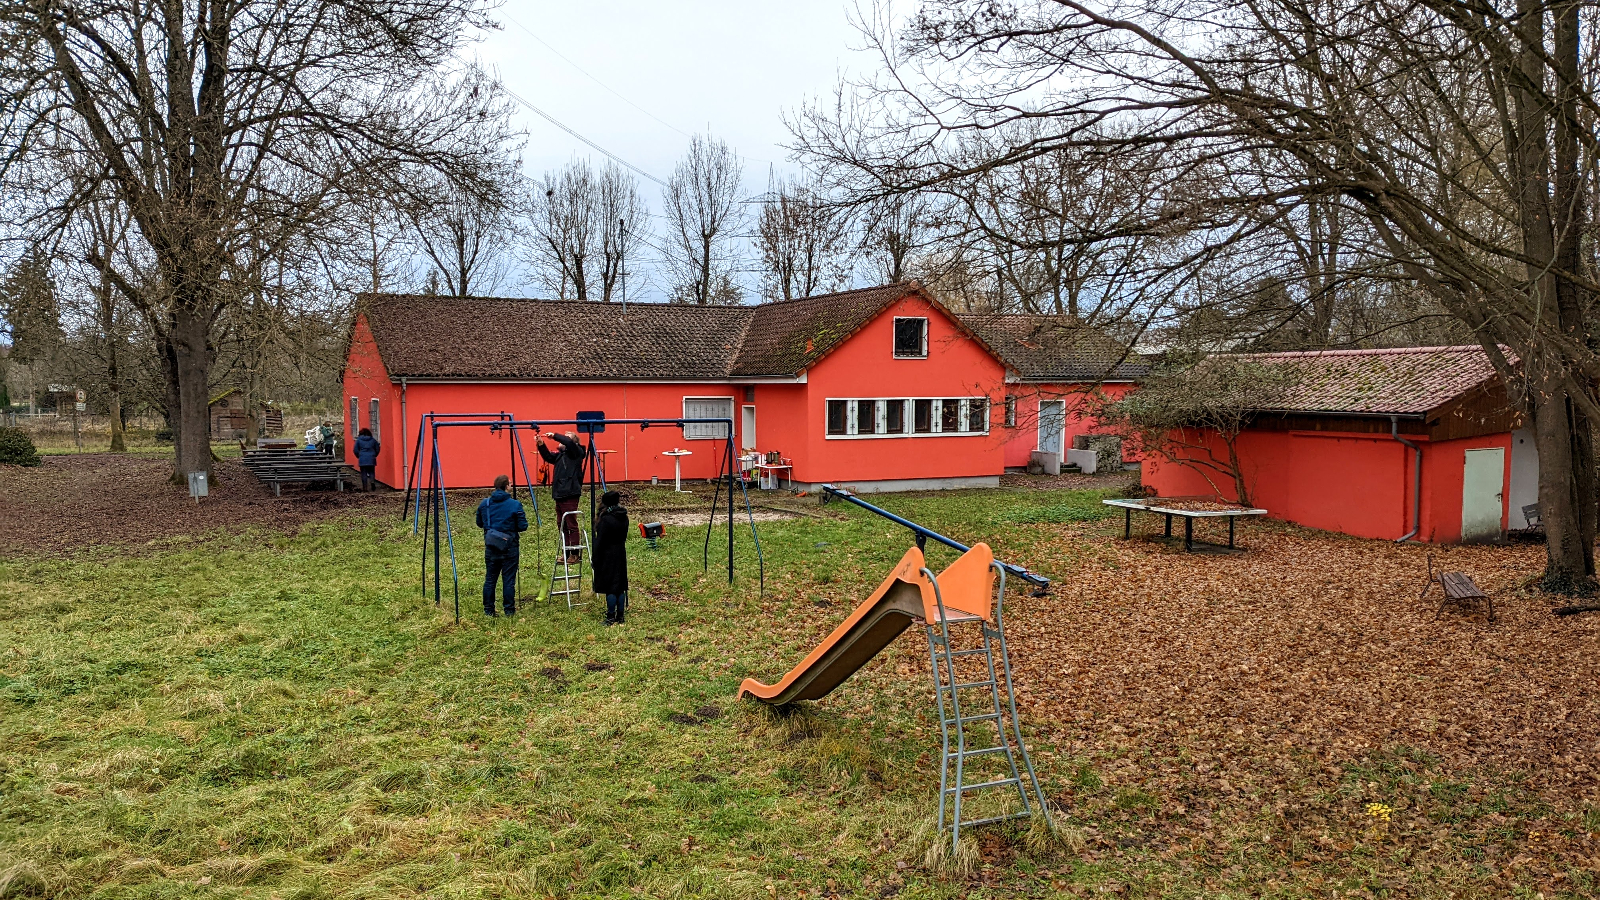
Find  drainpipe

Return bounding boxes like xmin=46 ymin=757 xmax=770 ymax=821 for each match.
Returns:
xmin=399 ymin=377 xmax=408 ymax=489
xmin=1391 ymin=415 xmax=1421 ymax=542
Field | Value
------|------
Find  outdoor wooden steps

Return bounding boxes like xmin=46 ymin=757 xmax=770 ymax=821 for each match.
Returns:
xmin=241 ymin=449 xmax=354 ymax=496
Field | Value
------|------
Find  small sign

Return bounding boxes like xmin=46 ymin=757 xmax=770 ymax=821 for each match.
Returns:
xmin=187 ymin=471 xmax=209 ymax=500
xmin=576 ymin=410 xmax=606 ymax=433
xmin=48 ymin=384 xmax=75 ymax=393
xmin=75 ymin=402 xmax=86 ymax=412
xmin=75 ymin=389 xmax=85 ymax=402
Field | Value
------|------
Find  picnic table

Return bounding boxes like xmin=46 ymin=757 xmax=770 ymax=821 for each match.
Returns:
xmin=1102 ymin=498 xmax=1269 ymax=552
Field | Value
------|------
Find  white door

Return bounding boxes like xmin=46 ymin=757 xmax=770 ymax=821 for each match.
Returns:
xmin=741 ymin=405 xmax=757 ymax=450
xmin=1461 ymin=447 xmax=1505 ymax=542
xmin=1507 ymin=428 xmax=1540 ymax=529
xmin=1038 ymin=400 xmax=1066 ymax=455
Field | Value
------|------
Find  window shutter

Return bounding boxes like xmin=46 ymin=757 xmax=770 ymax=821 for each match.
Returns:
xmin=682 ymin=398 xmax=733 ymax=439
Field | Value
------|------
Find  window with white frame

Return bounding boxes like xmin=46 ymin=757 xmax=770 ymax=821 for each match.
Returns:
xmin=1004 ymin=395 xmax=1018 ymax=427
xmin=369 ymin=398 xmax=381 ymax=442
xmin=892 ymin=317 xmax=928 ymax=358
xmin=682 ymin=396 xmax=733 ymax=440
xmin=825 ymin=397 xmax=990 ymax=438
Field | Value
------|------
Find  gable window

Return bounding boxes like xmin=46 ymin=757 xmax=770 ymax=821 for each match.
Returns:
xmin=369 ymin=399 xmax=381 ymax=442
xmin=683 ymin=397 xmax=733 ymax=439
xmin=893 ymin=317 xmax=928 ymax=358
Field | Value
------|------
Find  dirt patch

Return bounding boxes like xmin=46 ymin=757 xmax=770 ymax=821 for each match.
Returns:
xmin=643 ymin=508 xmax=800 ymax=527
xmin=999 ymin=470 xmax=1137 ymax=491
xmin=0 ymin=453 xmax=394 ymax=555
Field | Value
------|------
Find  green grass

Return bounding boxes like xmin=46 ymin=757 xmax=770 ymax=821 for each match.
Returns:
xmin=0 ymin=484 xmax=1586 ymax=898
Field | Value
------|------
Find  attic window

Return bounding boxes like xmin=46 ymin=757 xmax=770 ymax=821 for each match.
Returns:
xmin=893 ymin=318 xmax=927 ymax=358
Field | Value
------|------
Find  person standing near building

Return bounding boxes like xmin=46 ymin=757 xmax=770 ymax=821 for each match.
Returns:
xmin=352 ymin=427 xmax=381 ymax=491
xmin=538 ymin=431 xmax=588 ymax=560
xmin=592 ymin=490 xmax=629 ymax=625
xmin=475 ymin=475 xmax=529 ymax=617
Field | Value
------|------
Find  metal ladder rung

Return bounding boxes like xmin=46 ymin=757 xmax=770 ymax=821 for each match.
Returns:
xmin=954 ymin=811 xmax=1032 ymax=829
xmin=954 ymin=745 xmax=1013 ymax=760
xmin=947 ymin=648 xmax=990 ymax=657
xmin=941 ymin=712 xmax=1002 ymax=727
xmin=944 ymin=679 xmax=997 ymax=690
xmin=945 ymin=777 xmax=1022 ymax=793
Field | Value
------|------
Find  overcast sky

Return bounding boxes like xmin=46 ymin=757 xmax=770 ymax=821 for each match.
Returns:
xmin=467 ymin=1 xmax=877 ymax=299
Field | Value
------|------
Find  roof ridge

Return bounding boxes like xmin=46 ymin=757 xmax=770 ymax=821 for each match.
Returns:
xmin=1237 ymin=345 xmax=1485 ymax=359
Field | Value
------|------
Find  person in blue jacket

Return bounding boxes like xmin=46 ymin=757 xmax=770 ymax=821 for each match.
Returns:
xmin=475 ymin=475 xmax=530 ymax=617
xmin=352 ymin=427 xmax=381 ymax=490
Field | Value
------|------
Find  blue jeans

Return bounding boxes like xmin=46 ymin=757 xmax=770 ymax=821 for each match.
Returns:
xmin=484 ymin=551 xmax=519 ymax=615
xmin=605 ymin=592 xmax=626 ymax=622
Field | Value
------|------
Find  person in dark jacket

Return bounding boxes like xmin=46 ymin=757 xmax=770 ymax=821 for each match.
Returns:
xmin=475 ymin=475 xmax=530 ymax=617
xmin=352 ymin=428 xmax=381 ymax=491
xmin=592 ymin=490 xmax=629 ymax=625
xmin=538 ymin=431 xmax=588 ymax=560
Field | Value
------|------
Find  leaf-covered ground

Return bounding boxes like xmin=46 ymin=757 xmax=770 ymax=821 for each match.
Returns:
xmin=1 ymin=463 xmax=1596 ymax=899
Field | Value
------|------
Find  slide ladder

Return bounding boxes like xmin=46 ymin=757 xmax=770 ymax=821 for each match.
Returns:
xmin=549 ymin=510 xmax=590 ymax=609
xmin=921 ymin=549 xmax=1052 ymax=853
xmin=738 ymin=542 xmax=1052 ymax=849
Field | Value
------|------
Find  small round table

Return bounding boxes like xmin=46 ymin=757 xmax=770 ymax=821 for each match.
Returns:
xmin=662 ymin=448 xmax=693 ymax=493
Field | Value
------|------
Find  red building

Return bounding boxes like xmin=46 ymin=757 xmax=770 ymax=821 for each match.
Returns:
xmin=1141 ymin=346 xmax=1534 ymax=543
xmin=341 ymin=283 xmax=1139 ymax=491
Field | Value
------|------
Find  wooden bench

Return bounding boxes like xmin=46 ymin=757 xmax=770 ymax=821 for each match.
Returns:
xmin=1420 ymin=553 xmax=1494 ymax=622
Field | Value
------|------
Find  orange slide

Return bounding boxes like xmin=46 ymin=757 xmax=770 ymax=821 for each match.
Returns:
xmin=738 ymin=543 xmax=997 ymax=705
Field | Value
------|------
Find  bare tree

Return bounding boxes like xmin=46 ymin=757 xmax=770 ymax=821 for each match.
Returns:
xmin=597 ymin=162 xmax=646 ymax=303
xmin=408 ymin=165 xmax=518 ymax=299
xmin=662 ymin=135 xmax=746 ymax=305
xmin=528 ymin=162 xmax=598 ymax=301
xmin=1 ymin=0 xmax=513 ymax=480
xmin=793 ymin=0 xmax=1600 ymax=589
xmin=755 ymin=172 xmax=854 ymax=301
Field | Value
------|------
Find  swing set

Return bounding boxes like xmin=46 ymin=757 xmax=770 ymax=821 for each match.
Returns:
xmin=401 ymin=412 xmax=765 ymax=622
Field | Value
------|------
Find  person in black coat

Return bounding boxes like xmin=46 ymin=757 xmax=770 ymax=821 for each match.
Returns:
xmin=475 ymin=475 xmax=530 ymax=617
xmin=592 ymin=490 xmax=629 ymax=625
xmin=538 ymin=431 xmax=588 ymax=560
xmin=352 ymin=428 xmax=381 ymax=491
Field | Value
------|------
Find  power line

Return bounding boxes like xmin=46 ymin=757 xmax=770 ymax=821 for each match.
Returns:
xmin=497 ymin=83 xmax=669 ymax=187
xmin=501 ymin=13 xmax=693 ymax=141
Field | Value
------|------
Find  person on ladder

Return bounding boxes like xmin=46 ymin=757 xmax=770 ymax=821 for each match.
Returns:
xmin=475 ymin=475 xmax=529 ymax=617
xmin=592 ymin=490 xmax=629 ymax=625
xmin=538 ymin=431 xmax=587 ymax=561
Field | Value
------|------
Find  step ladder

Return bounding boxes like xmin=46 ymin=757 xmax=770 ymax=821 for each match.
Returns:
xmin=549 ymin=510 xmax=591 ymax=609
xmin=922 ymin=560 xmax=1052 ymax=853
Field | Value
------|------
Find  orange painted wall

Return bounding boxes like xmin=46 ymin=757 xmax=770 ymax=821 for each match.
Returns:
xmin=342 ymin=315 xmax=405 ymax=486
xmin=401 ymin=381 xmax=744 ymax=490
xmin=795 ymin=294 xmax=1010 ymax=484
xmin=996 ymin=383 xmax=1134 ymax=469
xmin=1142 ymin=426 xmax=1514 ymax=543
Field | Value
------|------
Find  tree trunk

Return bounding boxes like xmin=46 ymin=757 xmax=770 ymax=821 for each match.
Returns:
xmin=1223 ymin=431 xmax=1251 ymax=508
xmin=170 ymin=307 xmax=214 ymax=479
xmin=1531 ymin=375 xmax=1596 ymax=590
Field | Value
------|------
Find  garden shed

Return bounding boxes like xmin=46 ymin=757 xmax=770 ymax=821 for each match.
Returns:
xmin=1141 ymin=346 xmax=1533 ymax=543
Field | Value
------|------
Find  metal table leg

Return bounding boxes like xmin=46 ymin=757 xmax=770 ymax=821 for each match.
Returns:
xmin=1164 ymin=514 xmax=1173 ymax=538
xmin=1184 ymin=516 xmax=1193 ymax=552
xmin=1124 ymin=508 xmax=1131 ymax=538
xmin=1228 ymin=515 xmax=1236 ymax=548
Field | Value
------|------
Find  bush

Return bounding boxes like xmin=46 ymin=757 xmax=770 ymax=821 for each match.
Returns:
xmin=0 ymin=426 xmax=41 ymax=466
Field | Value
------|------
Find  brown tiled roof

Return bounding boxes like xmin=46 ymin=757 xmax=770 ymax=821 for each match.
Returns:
xmin=357 ymin=284 xmax=1125 ymax=382
xmin=359 ymin=295 xmax=753 ymax=379
xmin=956 ymin=314 xmax=1146 ymax=382
xmin=1231 ymin=346 xmax=1506 ymax=414
xmin=729 ymin=284 xmax=923 ymax=376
